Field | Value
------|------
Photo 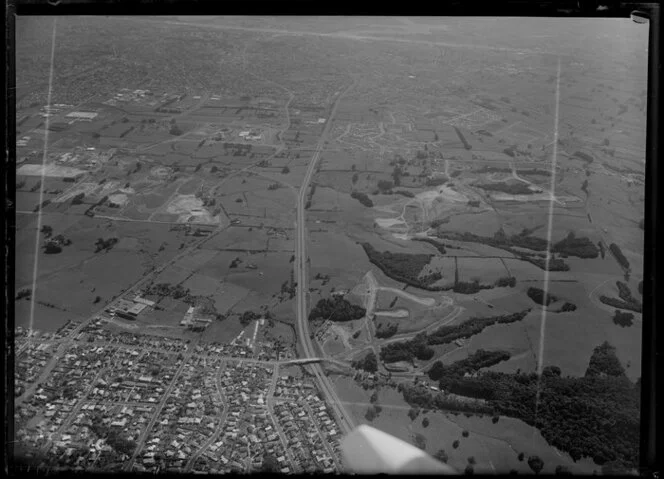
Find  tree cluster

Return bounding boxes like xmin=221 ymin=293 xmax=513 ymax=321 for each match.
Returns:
xmin=427 ymin=349 xmax=511 ymax=382
xmin=612 ymin=309 xmax=634 ymax=327
xmin=401 ymin=383 xmax=493 ymax=415
xmin=518 ymin=168 xmax=551 ymax=177
xmin=495 ymin=276 xmax=517 ymax=287
xmin=426 ymin=177 xmax=448 ymax=187
xmin=453 ymin=126 xmax=472 ymax=150
xmin=16 ymin=288 xmax=32 ymax=300
xmin=475 ymin=182 xmax=534 ymax=195
xmin=453 ymin=280 xmax=492 ymax=294
xmin=437 ymin=229 xmax=549 ymax=253
xmin=427 ymin=310 xmax=530 ymax=346
xmin=375 ymin=322 xmax=398 ymax=339
xmin=585 ymin=341 xmax=626 ymax=378
xmin=552 ymin=231 xmax=599 ymax=258
xmin=393 ymin=189 xmax=415 ymax=198
xmin=559 ymin=302 xmax=577 ymax=312
xmin=308 ymin=296 xmax=366 ymax=322
xmin=33 ymin=199 xmax=51 ymax=212
xmin=94 ymin=237 xmax=119 ymax=253
xmin=360 ymin=242 xmax=438 ymax=290
xmin=40 ymin=225 xmax=53 ymax=238
xmin=352 ymin=351 xmax=377 ymax=373
xmin=573 ymin=151 xmax=594 ymax=164
xmin=239 ymin=310 xmax=261 ymax=326
xmin=523 ymin=255 xmax=570 ymax=272
xmin=143 ymin=282 xmax=196 ymax=304
xmin=616 ymin=281 xmax=641 ymax=309
xmin=380 ymin=333 xmax=434 ymax=363
xmin=526 ymin=287 xmax=558 ymax=306
xmin=350 ymin=191 xmax=374 ymax=207
xmin=377 ymin=179 xmax=394 ymax=191
xmin=599 ymin=295 xmax=642 ymax=314
xmin=71 ymin=192 xmax=86 ymax=205
xmin=609 ymin=243 xmax=630 ymax=271
xmin=400 ymin=342 xmax=640 ymax=469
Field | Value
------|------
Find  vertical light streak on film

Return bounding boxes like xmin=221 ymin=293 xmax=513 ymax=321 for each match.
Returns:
xmin=534 ymin=56 xmax=562 ymax=424
xmin=28 ymin=18 xmax=58 ymax=333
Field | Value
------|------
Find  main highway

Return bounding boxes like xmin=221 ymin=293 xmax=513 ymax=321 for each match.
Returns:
xmin=295 ymin=81 xmax=356 ymax=437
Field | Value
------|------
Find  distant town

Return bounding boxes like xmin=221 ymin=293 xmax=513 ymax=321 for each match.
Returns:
xmin=14 ymin=15 xmax=646 ymax=476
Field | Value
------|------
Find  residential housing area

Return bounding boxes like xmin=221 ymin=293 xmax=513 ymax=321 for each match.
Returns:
xmin=14 ymin=319 xmax=345 ymax=473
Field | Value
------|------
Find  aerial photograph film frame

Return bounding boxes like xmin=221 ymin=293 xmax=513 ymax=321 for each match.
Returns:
xmin=4 ymin=0 xmax=661 ymax=476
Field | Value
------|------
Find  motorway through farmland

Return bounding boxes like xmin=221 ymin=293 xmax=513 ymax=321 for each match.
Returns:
xmin=295 ymin=80 xmax=356 ymax=437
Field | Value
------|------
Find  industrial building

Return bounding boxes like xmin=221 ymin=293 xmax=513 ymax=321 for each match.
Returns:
xmin=65 ymin=111 xmax=99 ymax=121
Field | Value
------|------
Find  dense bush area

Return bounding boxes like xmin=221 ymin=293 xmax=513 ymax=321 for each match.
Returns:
xmin=393 ymin=190 xmax=415 ymax=198
xmin=495 ymin=276 xmax=517 ymax=287
xmin=612 ymin=310 xmax=634 ymax=327
xmin=401 ymin=341 xmax=639 ymax=470
xmin=308 ymin=296 xmax=366 ymax=322
xmin=352 ymin=351 xmax=377 ymax=373
xmin=616 ymin=281 xmax=640 ymax=307
xmin=239 ymin=310 xmax=262 ymax=326
xmin=428 ymin=349 xmax=511 ymax=381
xmin=552 ymin=232 xmax=599 ymax=258
xmin=453 ymin=126 xmax=472 ymax=150
xmin=426 ymin=177 xmax=448 ymax=187
xmin=380 ymin=333 xmax=434 ymax=363
xmin=350 ymin=191 xmax=374 ymax=207
xmin=71 ymin=192 xmax=86 ymax=205
xmin=360 ymin=243 xmax=439 ymax=290
xmin=527 ymin=287 xmax=558 ymax=306
xmin=401 ymin=383 xmax=493 ymax=415
xmin=453 ymin=281 xmax=492 ymax=294
xmin=585 ymin=341 xmax=626 ymax=377
xmin=573 ymin=151 xmax=594 ymax=163
xmin=559 ymin=302 xmax=577 ymax=312
xmin=427 ymin=310 xmax=530 ymax=346
xmin=94 ymin=237 xmax=118 ymax=253
xmin=523 ymin=255 xmax=570 ymax=271
xmin=609 ymin=243 xmax=630 ymax=271
xmin=599 ymin=295 xmax=642 ymax=314
xmin=475 ymin=182 xmax=534 ymax=195
xmin=436 ymin=229 xmax=548 ymax=252
xmin=375 ymin=322 xmax=398 ymax=339
xmin=377 ymin=180 xmax=394 ymax=191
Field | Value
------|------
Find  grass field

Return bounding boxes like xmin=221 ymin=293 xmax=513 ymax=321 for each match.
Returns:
xmin=212 ymin=281 xmax=252 ymax=314
xmin=457 ymin=257 xmax=510 ymax=284
xmin=14 ymin=298 xmax=83 ymax=331
xmin=262 ymin=319 xmax=296 ymax=345
xmin=323 ymin=337 xmax=346 ymax=356
xmin=151 ymin=264 xmax=193 ymax=286
xmin=16 ymin=192 xmax=58 ymax=212
xmin=203 ymin=226 xmax=272 ymax=251
xmin=181 ymin=272 xmax=221 ymax=296
xmin=202 ymin=317 xmax=246 ymax=344
xmin=15 ymin=215 xmax=202 ymax=329
xmin=336 ymin=374 xmax=598 ymax=474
